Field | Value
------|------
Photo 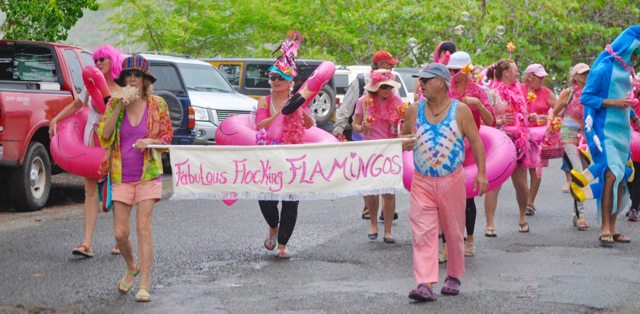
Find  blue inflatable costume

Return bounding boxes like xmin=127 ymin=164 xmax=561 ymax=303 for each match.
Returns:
xmin=570 ymin=26 xmax=640 ymax=215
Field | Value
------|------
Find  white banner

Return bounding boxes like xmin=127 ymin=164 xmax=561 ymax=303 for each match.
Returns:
xmin=168 ymin=139 xmax=407 ymax=201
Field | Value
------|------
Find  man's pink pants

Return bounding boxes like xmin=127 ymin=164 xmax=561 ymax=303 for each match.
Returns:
xmin=409 ymin=167 xmax=466 ymax=284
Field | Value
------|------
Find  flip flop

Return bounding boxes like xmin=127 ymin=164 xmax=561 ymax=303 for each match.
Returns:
xmin=599 ymin=234 xmax=614 ymax=247
xmin=484 ymin=229 xmax=497 ymax=237
xmin=612 ymin=234 xmax=631 ymax=243
xmin=518 ymin=222 xmax=530 ymax=233
xmin=361 ymin=206 xmax=370 ymax=220
xmin=525 ymin=205 xmax=536 ymax=216
xmin=111 ymin=245 xmax=121 ymax=255
xmin=72 ymin=245 xmax=94 ymax=258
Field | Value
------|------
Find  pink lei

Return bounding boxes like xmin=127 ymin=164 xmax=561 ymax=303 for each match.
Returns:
xmin=493 ymin=81 xmax=540 ymax=169
xmin=361 ymin=94 xmax=401 ymax=125
xmin=256 ymin=95 xmax=308 ymax=145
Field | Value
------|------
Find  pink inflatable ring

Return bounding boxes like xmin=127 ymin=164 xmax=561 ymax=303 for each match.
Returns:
xmin=50 ymin=108 xmax=104 ymax=178
xmin=215 ymin=114 xmax=338 ymax=145
xmin=403 ymin=126 xmax=517 ymax=198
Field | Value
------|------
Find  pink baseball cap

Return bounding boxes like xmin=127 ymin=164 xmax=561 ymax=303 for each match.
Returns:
xmin=524 ymin=64 xmax=548 ymax=77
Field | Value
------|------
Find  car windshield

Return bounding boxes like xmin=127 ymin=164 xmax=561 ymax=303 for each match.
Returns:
xmin=396 ymin=71 xmax=417 ymax=92
xmin=177 ymin=63 xmax=234 ymax=92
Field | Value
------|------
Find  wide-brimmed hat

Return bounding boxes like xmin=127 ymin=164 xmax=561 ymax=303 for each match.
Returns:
xmin=115 ymin=55 xmax=157 ymax=86
xmin=364 ymin=69 xmax=401 ymax=92
xmin=446 ymin=52 xmax=473 ymax=70
xmin=524 ymin=64 xmax=548 ymax=77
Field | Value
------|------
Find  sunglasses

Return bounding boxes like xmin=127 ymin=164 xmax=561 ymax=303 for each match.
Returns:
xmin=123 ymin=71 xmax=144 ymax=78
xmin=449 ymin=69 xmax=460 ymax=74
xmin=379 ymin=85 xmax=393 ymax=90
xmin=419 ymin=77 xmax=432 ymax=84
xmin=94 ymin=57 xmax=107 ymax=64
xmin=269 ymin=76 xmax=287 ymax=81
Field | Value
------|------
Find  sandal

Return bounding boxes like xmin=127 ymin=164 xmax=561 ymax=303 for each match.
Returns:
xmin=441 ymin=276 xmax=461 ymax=295
xmin=464 ymin=243 xmax=475 ymax=257
xmin=361 ymin=206 xmax=370 ymax=220
xmin=135 ymin=285 xmax=151 ymax=302
xmin=264 ymin=227 xmax=278 ymax=251
xmin=612 ymin=233 xmax=631 ymax=243
xmin=599 ymin=234 xmax=614 ymax=247
xmin=484 ymin=229 xmax=497 ymax=237
xmin=111 ymin=245 xmax=121 ymax=255
xmin=71 ymin=245 xmax=94 ymax=258
xmin=572 ymin=217 xmax=589 ymax=230
xmin=276 ymin=248 xmax=291 ymax=259
xmin=438 ymin=250 xmax=448 ymax=263
xmin=525 ymin=205 xmax=536 ymax=216
xmin=117 ymin=263 xmax=140 ymax=294
xmin=518 ymin=221 xmax=530 ymax=233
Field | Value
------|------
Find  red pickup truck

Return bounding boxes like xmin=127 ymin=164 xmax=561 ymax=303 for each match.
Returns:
xmin=0 ymin=40 xmax=94 ymax=212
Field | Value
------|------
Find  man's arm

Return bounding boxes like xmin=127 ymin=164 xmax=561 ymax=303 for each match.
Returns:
xmin=332 ymin=79 xmax=359 ymax=135
xmin=458 ymin=103 xmax=488 ymax=195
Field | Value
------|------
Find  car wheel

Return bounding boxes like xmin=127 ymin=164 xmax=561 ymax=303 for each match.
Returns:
xmin=155 ymin=90 xmax=183 ymax=129
xmin=9 ymin=142 xmax=51 ymax=212
xmin=309 ymin=85 xmax=335 ymax=126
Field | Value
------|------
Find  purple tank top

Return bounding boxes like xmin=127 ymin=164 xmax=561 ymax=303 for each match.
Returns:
xmin=121 ymin=106 xmax=148 ymax=183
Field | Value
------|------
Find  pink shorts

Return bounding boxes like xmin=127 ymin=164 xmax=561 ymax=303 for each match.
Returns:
xmin=112 ymin=180 xmax=162 ymax=206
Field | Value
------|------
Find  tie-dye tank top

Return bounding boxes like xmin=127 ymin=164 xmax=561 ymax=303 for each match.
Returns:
xmin=413 ymin=99 xmax=465 ymax=177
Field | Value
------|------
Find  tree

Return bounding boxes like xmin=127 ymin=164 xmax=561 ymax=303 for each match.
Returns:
xmin=0 ymin=0 xmax=99 ymax=42
xmin=106 ymin=0 xmax=639 ymax=85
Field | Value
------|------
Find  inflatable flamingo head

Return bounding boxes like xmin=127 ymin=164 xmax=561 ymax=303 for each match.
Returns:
xmin=502 ymin=112 xmax=524 ymax=133
xmin=93 ymin=45 xmax=124 ymax=80
xmin=269 ymin=30 xmax=302 ymax=81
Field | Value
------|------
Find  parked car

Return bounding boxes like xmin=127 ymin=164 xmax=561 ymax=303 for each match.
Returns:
xmin=142 ymin=53 xmax=257 ymax=145
xmin=203 ymin=58 xmax=337 ymax=126
xmin=0 ymin=40 xmax=94 ymax=211
xmin=334 ymin=65 xmax=413 ymax=104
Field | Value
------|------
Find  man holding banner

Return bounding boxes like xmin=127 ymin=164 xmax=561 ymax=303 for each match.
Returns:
xmin=402 ymin=63 xmax=488 ymax=301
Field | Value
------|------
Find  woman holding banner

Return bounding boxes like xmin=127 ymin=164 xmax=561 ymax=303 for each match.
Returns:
xmin=254 ymin=41 xmax=314 ymax=259
xmin=352 ymin=69 xmax=402 ymax=243
xmin=98 ymin=55 xmax=173 ymax=302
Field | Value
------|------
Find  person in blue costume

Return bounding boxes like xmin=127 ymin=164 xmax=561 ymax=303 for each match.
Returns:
xmin=569 ymin=26 xmax=640 ymax=246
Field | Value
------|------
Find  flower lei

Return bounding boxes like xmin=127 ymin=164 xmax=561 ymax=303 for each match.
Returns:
xmin=369 ymin=71 xmax=396 ymax=87
xmin=361 ymin=94 xmax=400 ymax=125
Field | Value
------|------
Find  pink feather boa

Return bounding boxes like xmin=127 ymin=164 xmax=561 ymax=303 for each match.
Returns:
xmin=362 ymin=94 xmax=401 ymax=125
xmin=369 ymin=71 xmax=396 ymax=87
xmin=493 ymin=81 xmax=540 ymax=169
xmin=282 ymin=107 xmax=307 ymax=144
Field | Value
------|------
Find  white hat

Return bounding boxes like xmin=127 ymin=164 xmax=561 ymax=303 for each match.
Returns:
xmin=364 ymin=69 xmax=401 ymax=92
xmin=446 ymin=52 xmax=473 ymax=70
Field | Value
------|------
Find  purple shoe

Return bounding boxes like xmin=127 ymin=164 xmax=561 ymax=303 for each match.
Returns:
xmin=408 ymin=283 xmax=437 ymax=302
xmin=441 ymin=276 xmax=461 ymax=295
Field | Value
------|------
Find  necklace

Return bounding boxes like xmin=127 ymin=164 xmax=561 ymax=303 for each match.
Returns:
xmin=427 ymin=99 xmax=452 ymax=118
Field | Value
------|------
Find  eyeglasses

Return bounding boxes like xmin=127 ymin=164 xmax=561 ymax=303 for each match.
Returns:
xmin=94 ymin=57 xmax=108 ymax=64
xmin=269 ymin=76 xmax=287 ymax=81
xmin=449 ymin=69 xmax=460 ymax=74
xmin=379 ymin=85 xmax=393 ymax=90
xmin=123 ymin=71 xmax=143 ymax=78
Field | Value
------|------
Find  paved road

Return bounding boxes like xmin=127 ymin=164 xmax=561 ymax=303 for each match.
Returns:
xmin=1 ymin=159 xmax=640 ymax=313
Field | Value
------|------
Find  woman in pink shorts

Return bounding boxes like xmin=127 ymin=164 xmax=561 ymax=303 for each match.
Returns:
xmin=98 ymin=56 xmax=173 ymax=302
xmin=352 ymin=69 xmax=402 ymax=243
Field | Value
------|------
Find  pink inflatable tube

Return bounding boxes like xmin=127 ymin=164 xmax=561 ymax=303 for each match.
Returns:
xmin=82 ymin=66 xmax=110 ymax=114
xmin=50 ymin=108 xmax=104 ymax=178
xmin=528 ymin=125 xmax=546 ymax=144
xmin=403 ymin=126 xmax=517 ymax=198
xmin=215 ymin=114 xmax=339 ymax=146
xmin=268 ymin=61 xmax=336 ymax=141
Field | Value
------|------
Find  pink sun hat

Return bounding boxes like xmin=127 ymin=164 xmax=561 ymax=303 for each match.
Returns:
xmin=524 ymin=64 xmax=549 ymax=77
